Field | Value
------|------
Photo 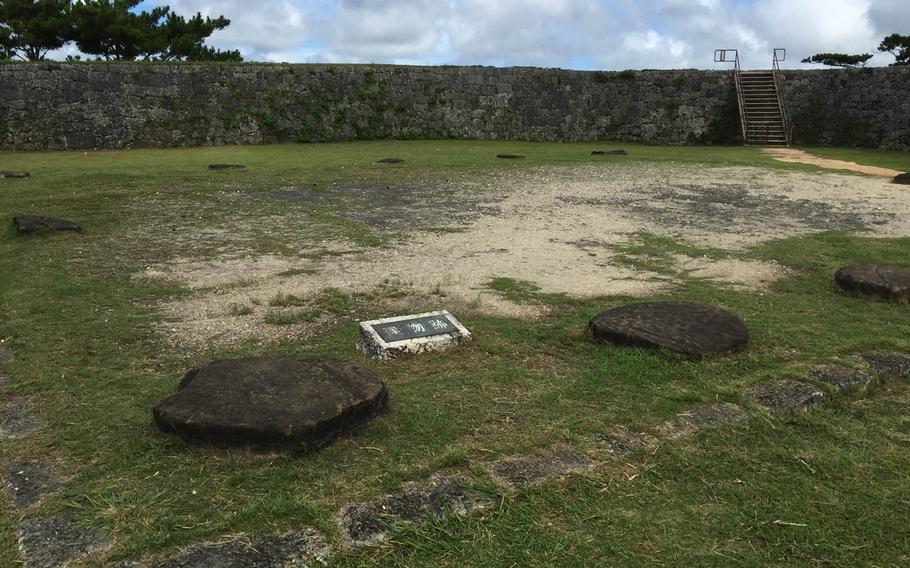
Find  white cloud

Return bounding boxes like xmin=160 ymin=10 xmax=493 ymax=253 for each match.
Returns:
xmin=42 ymin=1 xmax=909 ymax=69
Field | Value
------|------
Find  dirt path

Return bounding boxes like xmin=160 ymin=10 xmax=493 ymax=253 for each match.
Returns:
xmin=763 ymin=148 xmax=903 ymax=177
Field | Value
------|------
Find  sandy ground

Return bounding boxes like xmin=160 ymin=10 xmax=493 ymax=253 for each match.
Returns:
xmin=763 ymin=148 xmax=903 ymax=177
xmin=135 ymin=162 xmax=910 ymax=350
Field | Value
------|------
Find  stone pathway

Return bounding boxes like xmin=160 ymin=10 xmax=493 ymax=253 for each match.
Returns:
xmin=338 ymin=475 xmax=490 ymax=546
xmin=19 ymin=515 xmax=112 ymax=568
xmin=747 ymin=379 xmax=826 ymax=412
xmin=861 ymin=352 xmax=910 ymax=381
xmin=141 ymin=529 xmax=330 ymax=568
xmin=809 ymin=365 xmax=874 ymax=392
xmin=0 ymin=399 xmax=46 ymax=439
xmin=4 ymin=459 xmax=62 ymax=509
xmin=485 ymin=446 xmax=595 ymax=490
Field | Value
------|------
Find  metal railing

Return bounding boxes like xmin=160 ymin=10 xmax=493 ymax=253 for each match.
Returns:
xmin=771 ymin=48 xmax=792 ymax=145
xmin=715 ymin=49 xmax=747 ymax=144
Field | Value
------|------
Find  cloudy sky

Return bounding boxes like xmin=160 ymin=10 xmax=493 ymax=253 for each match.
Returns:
xmin=122 ymin=0 xmax=908 ymax=69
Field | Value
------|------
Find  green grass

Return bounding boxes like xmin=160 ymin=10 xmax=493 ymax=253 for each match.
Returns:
xmin=1 ymin=140 xmax=909 ymax=567
xmin=795 ymin=145 xmax=910 ymax=172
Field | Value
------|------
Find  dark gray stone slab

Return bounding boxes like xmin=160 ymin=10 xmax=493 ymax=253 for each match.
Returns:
xmin=375 ymin=157 xmax=404 ymax=164
xmin=0 ymin=399 xmax=46 ymax=439
xmin=809 ymin=365 xmax=874 ymax=392
xmin=148 ymin=529 xmax=330 ymax=568
xmin=496 ymin=154 xmax=525 ymax=159
xmin=18 ymin=515 xmax=111 ymax=568
xmin=0 ymin=171 xmax=29 ymax=179
xmin=591 ymin=149 xmax=628 ymax=156
xmin=861 ymin=352 xmax=910 ymax=381
xmin=835 ymin=265 xmax=910 ymax=302
xmin=4 ymin=459 xmax=62 ymax=509
xmin=589 ymin=301 xmax=749 ymax=358
xmin=338 ymin=476 xmax=488 ymax=546
xmin=596 ymin=427 xmax=657 ymax=456
xmin=892 ymin=173 xmax=910 ymax=185
xmin=660 ymin=403 xmax=749 ymax=439
xmin=748 ymin=380 xmax=825 ymax=412
xmin=153 ymin=356 xmax=388 ymax=453
xmin=13 ymin=215 xmax=82 ymax=235
xmin=486 ymin=446 xmax=594 ymax=490
xmin=0 ymin=347 xmax=14 ymax=362
xmin=208 ymin=164 xmax=246 ymax=170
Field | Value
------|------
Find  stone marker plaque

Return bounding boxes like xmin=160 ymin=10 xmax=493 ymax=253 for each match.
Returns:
xmin=358 ymin=310 xmax=471 ymax=361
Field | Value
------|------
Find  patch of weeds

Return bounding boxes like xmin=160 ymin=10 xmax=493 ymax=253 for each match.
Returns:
xmin=263 ymin=308 xmax=321 ymax=325
xmin=225 ymin=303 xmax=253 ymax=316
xmin=311 ymin=288 xmax=351 ymax=315
xmin=268 ymin=293 xmax=308 ymax=307
xmin=610 ymin=232 xmax=734 ymax=276
xmin=278 ymin=268 xmax=320 ymax=278
xmin=430 ymin=284 xmax=447 ymax=297
xmin=487 ymin=277 xmax=571 ymax=305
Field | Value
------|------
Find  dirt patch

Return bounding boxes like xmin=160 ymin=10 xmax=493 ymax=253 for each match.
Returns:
xmin=139 ymin=163 xmax=910 ymax=350
xmin=763 ymin=148 xmax=903 ymax=177
xmin=248 ymin=181 xmax=500 ymax=233
xmin=670 ymin=255 xmax=786 ymax=290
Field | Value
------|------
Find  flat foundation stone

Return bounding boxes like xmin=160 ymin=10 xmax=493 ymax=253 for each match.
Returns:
xmin=861 ymin=352 xmax=910 ymax=381
xmin=0 ymin=399 xmax=46 ymax=439
xmin=153 ymin=356 xmax=388 ymax=453
xmin=486 ymin=446 xmax=594 ymax=490
xmin=338 ymin=476 xmax=488 ymax=546
xmin=14 ymin=215 xmax=82 ymax=235
xmin=589 ymin=301 xmax=749 ymax=358
xmin=0 ymin=171 xmax=29 ymax=179
xmin=834 ymin=265 xmax=910 ymax=302
xmin=496 ymin=153 xmax=525 ymax=159
xmin=809 ymin=365 xmax=874 ymax=392
xmin=892 ymin=172 xmax=910 ymax=185
xmin=748 ymin=380 xmax=825 ymax=412
xmin=147 ymin=529 xmax=330 ymax=568
xmin=375 ymin=157 xmax=404 ymax=164
xmin=4 ymin=459 xmax=62 ymax=509
xmin=591 ymin=149 xmax=628 ymax=156
xmin=19 ymin=515 xmax=111 ymax=568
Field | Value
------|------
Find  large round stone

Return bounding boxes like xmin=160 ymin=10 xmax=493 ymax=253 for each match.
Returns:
xmin=153 ymin=356 xmax=388 ymax=452
xmin=835 ymin=265 xmax=910 ymax=302
xmin=589 ymin=301 xmax=749 ymax=358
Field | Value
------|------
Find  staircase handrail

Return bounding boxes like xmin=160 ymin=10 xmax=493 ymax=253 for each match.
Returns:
xmin=772 ymin=48 xmax=792 ymax=145
xmin=715 ymin=49 xmax=747 ymax=144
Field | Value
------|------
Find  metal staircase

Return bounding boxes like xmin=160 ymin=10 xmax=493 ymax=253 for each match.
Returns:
xmin=714 ymin=48 xmax=791 ymax=146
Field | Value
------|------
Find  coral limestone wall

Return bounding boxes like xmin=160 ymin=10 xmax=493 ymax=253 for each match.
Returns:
xmin=0 ymin=63 xmax=906 ymax=150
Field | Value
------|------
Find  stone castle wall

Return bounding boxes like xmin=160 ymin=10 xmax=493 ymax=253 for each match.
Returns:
xmin=0 ymin=63 xmax=907 ymax=150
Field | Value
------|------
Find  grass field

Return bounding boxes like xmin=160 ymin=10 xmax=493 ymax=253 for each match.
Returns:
xmin=1 ymin=141 xmax=909 ymax=567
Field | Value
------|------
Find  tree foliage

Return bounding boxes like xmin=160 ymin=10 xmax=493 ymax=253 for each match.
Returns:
xmin=800 ymin=53 xmax=873 ymax=68
xmin=877 ymin=33 xmax=910 ymax=66
xmin=0 ymin=0 xmax=241 ymax=62
xmin=0 ymin=0 xmax=73 ymax=61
